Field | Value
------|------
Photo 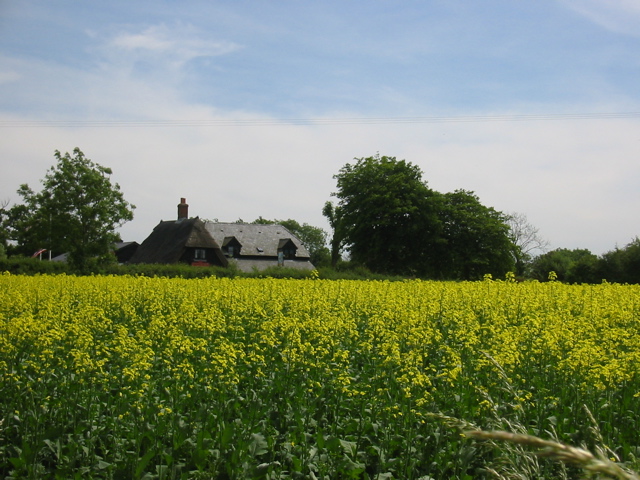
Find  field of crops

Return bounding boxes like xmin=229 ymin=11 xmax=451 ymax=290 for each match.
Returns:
xmin=1 ymin=273 xmax=639 ymax=479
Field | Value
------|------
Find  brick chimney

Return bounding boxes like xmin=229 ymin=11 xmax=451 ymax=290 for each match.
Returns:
xmin=177 ymin=198 xmax=189 ymax=220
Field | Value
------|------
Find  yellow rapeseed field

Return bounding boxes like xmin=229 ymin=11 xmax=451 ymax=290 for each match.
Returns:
xmin=1 ymin=273 xmax=638 ymax=479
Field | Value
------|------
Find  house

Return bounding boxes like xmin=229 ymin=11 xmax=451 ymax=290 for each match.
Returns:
xmin=129 ymin=198 xmax=315 ymax=272
xmin=204 ymin=221 xmax=314 ymax=272
xmin=128 ymin=204 xmax=227 ymax=267
xmin=114 ymin=241 xmax=139 ymax=263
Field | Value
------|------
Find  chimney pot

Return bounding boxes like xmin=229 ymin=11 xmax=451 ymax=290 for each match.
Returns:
xmin=178 ymin=198 xmax=189 ymax=220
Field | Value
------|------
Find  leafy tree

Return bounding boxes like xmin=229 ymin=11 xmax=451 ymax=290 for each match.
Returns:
xmin=0 ymin=198 xmax=10 ymax=253
xmin=596 ymin=237 xmax=640 ymax=283
xmin=7 ymin=148 xmax=135 ymax=272
xmin=251 ymin=217 xmax=330 ymax=267
xmin=330 ymin=155 xmax=520 ymax=279
xmin=322 ymin=201 xmax=345 ymax=267
xmin=568 ymin=252 xmax=600 ymax=284
xmin=331 ymin=154 xmax=442 ymax=276
xmin=436 ymin=190 xmax=516 ymax=280
xmin=530 ymin=248 xmax=598 ymax=283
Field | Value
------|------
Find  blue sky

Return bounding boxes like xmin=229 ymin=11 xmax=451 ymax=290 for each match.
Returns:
xmin=1 ymin=0 xmax=639 ymax=257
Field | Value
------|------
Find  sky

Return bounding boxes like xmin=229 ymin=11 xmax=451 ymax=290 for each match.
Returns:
xmin=1 ymin=0 xmax=639 ymax=257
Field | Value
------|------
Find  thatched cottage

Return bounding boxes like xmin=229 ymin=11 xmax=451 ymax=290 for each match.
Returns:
xmin=129 ymin=199 xmax=315 ymax=272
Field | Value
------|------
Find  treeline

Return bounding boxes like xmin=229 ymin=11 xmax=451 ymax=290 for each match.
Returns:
xmin=2 ymin=148 xmax=639 ymax=283
xmin=528 ymin=238 xmax=640 ymax=284
xmin=323 ymin=155 xmax=521 ymax=279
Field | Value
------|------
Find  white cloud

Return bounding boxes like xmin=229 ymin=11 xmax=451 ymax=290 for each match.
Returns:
xmin=560 ymin=0 xmax=640 ymax=36
xmin=105 ymin=23 xmax=241 ymax=69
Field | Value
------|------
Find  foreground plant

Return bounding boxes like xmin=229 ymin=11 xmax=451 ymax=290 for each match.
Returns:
xmin=1 ymin=274 xmax=639 ymax=478
xmin=467 ymin=430 xmax=639 ymax=480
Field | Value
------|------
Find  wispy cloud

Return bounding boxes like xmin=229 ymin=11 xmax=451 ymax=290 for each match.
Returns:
xmin=560 ymin=0 xmax=640 ymax=36
xmin=95 ymin=22 xmax=241 ymax=82
xmin=109 ymin=23 xmax=240 ymax=60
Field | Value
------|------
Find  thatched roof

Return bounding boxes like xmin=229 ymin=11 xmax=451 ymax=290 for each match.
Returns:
xmin=129 ymin=217 xmax=227 ymax=266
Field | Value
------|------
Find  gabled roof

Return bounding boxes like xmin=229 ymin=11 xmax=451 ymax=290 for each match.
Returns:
xmin=204 ymin=222 xmax=311 ymax=258
xmin=129 ymin=217 xmax=227 ymax=265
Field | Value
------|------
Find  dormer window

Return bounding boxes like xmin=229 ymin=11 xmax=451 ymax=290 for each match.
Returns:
xmin=222 ymin=236 xmax=242 ymax=258
xmin=277 ymin=239 xmax=297 ymax=260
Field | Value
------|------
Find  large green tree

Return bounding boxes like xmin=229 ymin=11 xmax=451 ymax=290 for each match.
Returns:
xmin=8 ymin=148 xmax=135 ymax=271
xmin=330 ymin=155 xmax=518 ymax=279
xmin=331 ymin=154 xmax=442 ymax=276
xmin=436 ymin=190 xmax=516 ymax=279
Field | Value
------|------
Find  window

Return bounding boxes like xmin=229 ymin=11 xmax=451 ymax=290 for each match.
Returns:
xmin=278 ymin=239 xmax=297 ymax=260
xmin=194 ymin=249 xmax=206 ymax=260
xmin=222 ymin=237 xmax=241 ymax=257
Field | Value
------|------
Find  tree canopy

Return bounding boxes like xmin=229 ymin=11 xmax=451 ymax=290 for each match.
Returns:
xmin=331 ymin=155 xmax=443 ymax=276
xmin=6 ymin=148 xmax=135 ymax=271
xmin=436 ymin=190 xmax=516 ymax=279
xmin=329 ymin=154 xmax=516 ymax=279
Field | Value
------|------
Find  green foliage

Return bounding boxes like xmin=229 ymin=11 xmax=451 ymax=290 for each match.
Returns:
xmin=530 ymin=248 xmax=599 ymax=283
xmin=528 ymin=239 xmax=640 ymax=285
xmin=331 ymin=154 xmax=516 ymax=279
xmin=322 ymin=201 xmax=346 ymax=267
xmin=6 ymin=148 xmax=135 ymax=273
xmin=332 ymin=154 xmax=443 ymax=277
xmin=436 ymin=190 xmax=516 ymax=279
xmin=107 ymin=262 xmax=240 ymax=278
xmin=597 ymin=237 xmax=640 ymax=284
xmin=0 ymin=256 xmax=69 ymax=275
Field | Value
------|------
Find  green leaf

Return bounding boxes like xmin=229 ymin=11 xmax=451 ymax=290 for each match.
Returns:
xmin=248 ymin=433 xmax=268 ymax=457
xmin=135 ymin=450 xmax=156 ymax=478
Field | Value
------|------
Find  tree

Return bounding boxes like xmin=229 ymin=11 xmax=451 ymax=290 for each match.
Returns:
xmin=505 ymin=212 xmax=549 ymax=276
xmin=596 ymin=237 xmax=640 ymax=284
xmin=0 ymin=198 xmax=10 ymax=252
xmin=8 ymin=148 xmax=135 ymax=271
xmin=331 ymin=154 xmax=442 ymax=276
xmin=322 ymin=201 xmax=345 ymax=267
xmin=529 ymin=248 xmax=598 ymax=283
xmin=436 ymin=190 xmax=516 ymax=280
xmin=251 ymin=217 xmax=330 ymax=267
xmin=330 ymin=155 xmax=521 ymax=279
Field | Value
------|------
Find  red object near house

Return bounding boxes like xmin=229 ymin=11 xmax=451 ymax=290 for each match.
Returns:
xmin=191 ymin=260 xmax=210 ymax=267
